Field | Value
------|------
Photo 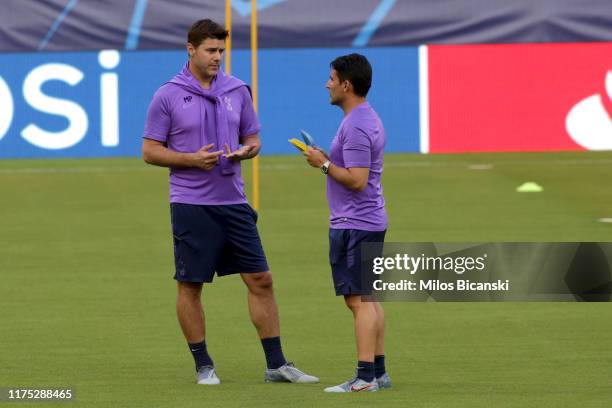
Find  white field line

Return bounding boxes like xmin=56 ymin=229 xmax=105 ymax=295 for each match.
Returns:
xmin=0 ymin=166 xmax=153 ymax=174
xmin=2 ymin=157 xmax=612 ymax=174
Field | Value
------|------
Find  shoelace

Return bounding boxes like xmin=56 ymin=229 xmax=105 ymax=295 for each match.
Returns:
xmin=283 ymin=362 xmax=306 ymax=377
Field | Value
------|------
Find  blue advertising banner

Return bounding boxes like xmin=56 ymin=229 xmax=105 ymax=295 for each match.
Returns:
xmin=0 ymin=47 xmax=420 ymax=158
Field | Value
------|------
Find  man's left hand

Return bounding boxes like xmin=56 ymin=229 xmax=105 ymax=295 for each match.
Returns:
xmin=303 ymin=147 xmax=327 ymax=168
xmin=224 ymin=144 xmax=255 ymax=161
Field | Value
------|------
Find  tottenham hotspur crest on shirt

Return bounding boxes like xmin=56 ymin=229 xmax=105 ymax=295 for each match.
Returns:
xmin=182 ymin=95 xmax=194 ymax=109
xmin=223 ymin=96 xmax=233 ymax=111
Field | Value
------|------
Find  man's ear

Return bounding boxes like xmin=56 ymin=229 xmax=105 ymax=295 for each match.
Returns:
xmin=187 ymin=43 xmax=195 ymax=58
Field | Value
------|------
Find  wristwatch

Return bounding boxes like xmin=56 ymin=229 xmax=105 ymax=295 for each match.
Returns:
xmin=321 ymin=160 xmax=331 ymax=175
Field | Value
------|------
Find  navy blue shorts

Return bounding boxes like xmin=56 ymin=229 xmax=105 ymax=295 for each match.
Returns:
xmin=329 ymin=228 xmax=386 ymax=296
xmin=170 ymin=203 xmax=269 ymax=283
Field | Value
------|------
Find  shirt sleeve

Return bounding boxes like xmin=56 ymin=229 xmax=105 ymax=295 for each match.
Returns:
xmin=143 ymin=88 xmax=171 ymax=142
xmin=342 ymin=125 xmax=371 ymax=168
xmin=238 ymin=86 xmax=261 ymax=137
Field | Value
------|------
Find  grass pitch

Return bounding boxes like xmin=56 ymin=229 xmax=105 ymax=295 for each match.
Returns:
xmin=1 ymin=151 xmax=611 ymax=407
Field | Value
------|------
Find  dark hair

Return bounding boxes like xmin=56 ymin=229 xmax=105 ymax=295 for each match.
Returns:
xmin=188 ymin=19 xmax=229 ymax=47
xmin=330 ymin=53 xmax=372 ymax=97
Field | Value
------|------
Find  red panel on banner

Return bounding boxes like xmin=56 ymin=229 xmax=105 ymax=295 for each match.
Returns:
xmin=428 ymin=43 xmax=612 ymax=153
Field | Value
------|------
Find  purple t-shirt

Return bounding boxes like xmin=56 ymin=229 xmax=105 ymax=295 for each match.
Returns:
xmin=143 ymin=70 xmax=260 ymax=205
xmin=327 ymin=102 xmax=388 ymax=231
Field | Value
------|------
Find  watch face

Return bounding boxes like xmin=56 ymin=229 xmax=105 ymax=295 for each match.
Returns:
xmin=321 ymin=161 xmax=330 ymax=174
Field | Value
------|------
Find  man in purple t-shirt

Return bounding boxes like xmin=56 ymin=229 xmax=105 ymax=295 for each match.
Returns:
xmin=303 ymin=54 xmax=391 ymax=393
xmin=142 ymin=19 xmax=318 ymax=386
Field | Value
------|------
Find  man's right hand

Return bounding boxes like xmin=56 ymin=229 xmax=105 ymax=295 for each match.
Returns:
xmin=314 ymin=146 xmax=330 ymax=161
xmin=191 ymin=144 xmax=224 ymax=170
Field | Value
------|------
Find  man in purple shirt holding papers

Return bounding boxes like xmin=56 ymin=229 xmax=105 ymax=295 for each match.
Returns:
xmin=303 ymin=54 xmax=391 ymax=393
xmin=142 ymin=19 xmax=318 ymax=386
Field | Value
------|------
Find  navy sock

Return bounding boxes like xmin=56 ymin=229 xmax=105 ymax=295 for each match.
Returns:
xmin=188 ymin=341 xmax=213 ymax=371
xmin=261 ymin=336 xmax=287 ymax=369
xmin=374 ymin=355 xmax=386 ymax=378
xmin=356 ymin=360 xmax=375 ymax=382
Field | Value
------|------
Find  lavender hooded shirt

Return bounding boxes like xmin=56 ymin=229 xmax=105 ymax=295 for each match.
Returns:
xmin=327 ymin=102 xmax=388 ymax=231
xmin=143 ymin=63 xmax=260 ymax=205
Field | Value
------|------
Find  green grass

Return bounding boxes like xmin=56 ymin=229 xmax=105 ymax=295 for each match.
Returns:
xmin=1 ymin=151 xmax=611 ymax=407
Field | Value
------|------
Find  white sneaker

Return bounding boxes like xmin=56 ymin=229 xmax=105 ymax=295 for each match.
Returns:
xmin=264 ymin=362 xmax=319 ymax=383
xmin=196 ymin=366 xmax=220 ymax=385
xmin=376 ymin=372 xmax=392 ymax=389
xmin=324 ymin=377 xmax=379 ymax=393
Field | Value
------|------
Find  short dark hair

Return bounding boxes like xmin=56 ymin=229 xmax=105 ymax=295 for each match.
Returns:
xmin=188 ymin=19 xmax=229 ymax=47
xmin=330 ymin=53 xmax=372 ymax=97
